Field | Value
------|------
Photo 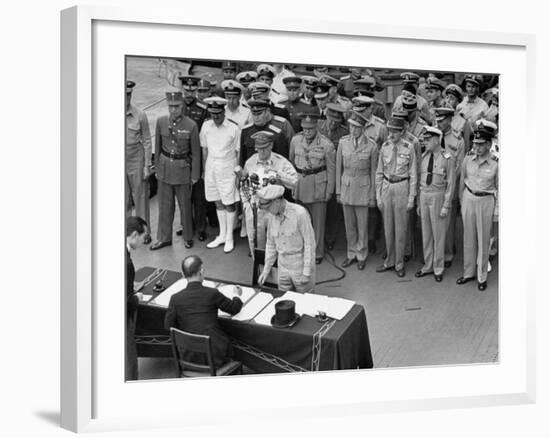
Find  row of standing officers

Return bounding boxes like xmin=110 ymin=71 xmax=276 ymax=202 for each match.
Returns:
xmin=125 ymin=66 xmax=498 ymax=292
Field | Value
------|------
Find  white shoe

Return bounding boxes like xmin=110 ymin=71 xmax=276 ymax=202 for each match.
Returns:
xmin=207 ymin=236 xmax=225 ymax=249
xmin=224 ymin=240 xmax=234 ymax=253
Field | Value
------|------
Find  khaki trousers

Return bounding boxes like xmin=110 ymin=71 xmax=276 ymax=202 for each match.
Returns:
xmin=342 ymin=205 xmax=369 ymax=262
xmin=156 ymin=180 xmax=193 ymax=242
xmin=304 ymin=202 xmax=327 ymax=259
xmin=380 ymin=180 xmax=409 ymax=271
xmin=461 ymin=190 xmax=495 ymax=282
xmin=126 ymin=170 xmax=150 ymax=226
xmin=419 ymin=191 xmax=449 ymax=275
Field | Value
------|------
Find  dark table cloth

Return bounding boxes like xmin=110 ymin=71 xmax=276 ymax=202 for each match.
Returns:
xmin=134 ymin=267 xmax=373 ymax=372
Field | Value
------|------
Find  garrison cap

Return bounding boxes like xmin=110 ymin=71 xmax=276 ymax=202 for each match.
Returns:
xmin=236 ymin=71 xmax=258 ymax=86
xmin=422 ymin=125 xmax=443 ymax=138
xmin=221 ymin=79 xmax=244 ymax=96
xmin=325 ymin=103 xmax=346 ymax=122
xmin=464 ymin=74 xmax=481 ymax=87
xmin=299 ymin=111 xmax=321 ymax=128
xmin=126 ymin=80 xmax=136 ymax=94
xmin=444 ymin=84 xmax=463 ymax=100
xmin=313 ymin=83 xmax=330 ymax=99
xmin=257 ymin=63 xmax=276 ymax=79
xmin=251 ymin=130 xmax=275 ymax=148
xmin=249 ymin=81 xmax=270 ymax=97
xmin=222 ymin=61 xmax=237 ymax=71
xmin=352 ymin=95 xmax=374 ymax=111
xmin=179 ymin=75 xmax=201 ymax=90
xmin=197 ymin=78 xmax=211 ymax=90
xmin=400 ymin=71 xmax=420 ymax=84
xmin=166 ymin=91 xmax=184 ymax=105
xmin=257 ymin=184 xmax=285 ymax=201
xmin=347 ymin=111 xmax=368 ymax=128
xmin=203 ymin=96 xmax=227 ymax=113
xmin=301 ymin=75 xmax=319 ymax=88
xmin=425 ymin=77 xmax=446 ymax=91
xmin=387 ymin=117 xmax=406 ymax=130
xmin=248 ymin=98 xmax=270 ymax=114
xmin=435 ymin=107 xmax=455 ymax=120
xmin=402 ymin=83 xmax=417 ymax=96
xmin=319 ymin=74 xmax=339 ymax=87
xmin=283 ymin=76 xmax=302 ymax=89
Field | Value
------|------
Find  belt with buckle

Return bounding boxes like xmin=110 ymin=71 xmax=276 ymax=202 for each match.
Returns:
xmin=466 ymin=184 xmax=493 ymax=197
xmin=160 ymin=148 xmax=189 ymax=161
xmin=383 ymin=175 xmax=409 ymax=183
xmin=296 ymin=165 xmax=326 ymax=176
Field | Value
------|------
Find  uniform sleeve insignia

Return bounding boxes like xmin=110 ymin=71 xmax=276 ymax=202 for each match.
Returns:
xmin=268 ymin=124 xmax=282 ymax=134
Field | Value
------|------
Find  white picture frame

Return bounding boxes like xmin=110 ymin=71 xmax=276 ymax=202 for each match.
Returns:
xmin=60 ymin=4 xmax=536 ymax=433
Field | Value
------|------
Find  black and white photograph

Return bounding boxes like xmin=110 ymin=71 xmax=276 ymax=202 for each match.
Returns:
xmin=125 ymin=56 xmax=500 ymax=381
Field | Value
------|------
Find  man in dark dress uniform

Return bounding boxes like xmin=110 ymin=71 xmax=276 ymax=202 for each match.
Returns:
xmin=164 ymin=255 xmax=243 ymax=367
xmin=178 ymin=75 xmax=211 ymax=240
xmin=126 ymin=216 xmax=148 ymax=380
xmin=283 ymin=76 xmax=318 ymax=133
xmin=150 ymin=92 xmax=201 ymax=250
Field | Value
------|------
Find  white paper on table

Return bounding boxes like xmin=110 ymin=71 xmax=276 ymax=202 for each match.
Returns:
xmin=217 ymin=285 xmax=255 ymax=304
xmin=151 ymin=278 xmax=187 ymax=307
xmin=222 ymin=292 xmax=274 ymax=321
xmin=325 ymin=297 xmax=355 ymax=320
xmin=301 ymin=293 xmax=355 ymax=320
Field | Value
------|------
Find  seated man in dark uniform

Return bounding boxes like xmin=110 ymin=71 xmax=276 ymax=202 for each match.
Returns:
xmin=164 ymin=255 xmax=243 ymax=367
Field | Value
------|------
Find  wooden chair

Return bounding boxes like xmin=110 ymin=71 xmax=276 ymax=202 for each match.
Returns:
xmin=169 ymin=328 xmax=243 ymax=377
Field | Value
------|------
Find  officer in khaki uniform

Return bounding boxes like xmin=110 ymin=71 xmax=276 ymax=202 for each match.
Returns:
xmin=375 ymin=117 xmax=417 ymax=277
xmin=457 ymin=121 xmax=498 ymax=291
xmin=336 ymin=112 xmax=378 ymax=270
xmin=352 ymin=95 xmax=387 ymax=254
xmin=415 ymin=126 xmax=455 ymax=282
xmin=125 ymin=81 xmax=152 ymax=244
xmin=435 ymin=107 xmax=466 ymax=267
xmin=289 ymin=112 xmax=335 ymax=264
xmin=239 ymin=131 xmax=298 ymax=255
xmin=258 ymin=185 xmax=316 ymax=293
xmin=151 ymin=92 xmax=201 ymax=250
xmin=318 ymin=103 xmax=349 ymax=250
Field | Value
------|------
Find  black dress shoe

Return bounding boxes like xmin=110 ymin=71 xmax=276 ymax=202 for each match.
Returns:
xmin=404 ymin=254 xmax=412 ymax=262
xmin=396 ymin=269 xmax=406 ymax=278
xmin=478 ymin=281 xmax=487 ymax=291
xmin=415 ymin=270 xmax=433 ymax=278
xmin=175 ymin=228 xmax=183 ymax=236
xmin=341 ymin=258 xmax=357 ymax=268
xmin=150 ymin=241 xmax=172 ymax=251
xmin=444 ymin=261 xmax=452 ymax=268
xmin=198 ymin=231 xmax=207 ymax=241
xmin=368 ymin=240 xmax=377 ymax=254
xmin=316 ymin=257 xmax=323 ymax=265
xmin=184 ymin=240 xmax=194 ymax=249
xmin=456 ymin=276 xmax=475 ymax=285
xmin=358 ymin=260 xmax=366 ymax=270
xmin=434 ymin=274 xmax=443 ymax=282
xmin=376 ymin=264 xmax=394 ymax=273
xmin=143 ymin=234 xmax=152 ymax=245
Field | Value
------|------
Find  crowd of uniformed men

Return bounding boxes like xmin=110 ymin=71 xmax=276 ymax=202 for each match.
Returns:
xmin=126 ymin=61 xmax=499 ymax=293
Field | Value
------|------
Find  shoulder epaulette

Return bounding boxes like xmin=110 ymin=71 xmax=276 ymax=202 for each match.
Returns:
xmin=418 ymin=117 xmax=427 ymax=125
xmin=340 ymin=134 xmax=351 ymax=141
xmin=340 ymin=75 xmax=350 ymax=80
xmin=299 ymin=98 xmax=311 ymax=105
xmin=273 ymin=103 xmax=285 ymax=109
xmin=273 ymin=115 xmax=286 ymax=124
xmin=226 ymin=118 xmax=238 ymax=126
xmin=241 ymin=102 xmax=250 ymax=109
xmin=196 ymin=102 xmax=207 ymax=110
xmin=373 ymin=115 xmax=384 ymax=124
xmin=268 ymin=124 xmax=282 ymax=134
xmin=242 ymin=122 xmax=254 ymax=130
xmin=491 ymin=155 xmax=499 ymax=162
xmin=401 ymin=139 xmax=412 ymax=148
xmin=442 ymin=151 xmax=451 ymax=159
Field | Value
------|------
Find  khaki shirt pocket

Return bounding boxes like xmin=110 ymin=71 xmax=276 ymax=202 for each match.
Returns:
xmin=396 ymin=151 xmax=412 ymax=174
xmin=314 ymin=171 xmax=328 ymax=200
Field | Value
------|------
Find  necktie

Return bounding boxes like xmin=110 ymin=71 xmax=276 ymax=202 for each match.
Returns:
xmin=426 ymin=153 xmax=434 ymax=186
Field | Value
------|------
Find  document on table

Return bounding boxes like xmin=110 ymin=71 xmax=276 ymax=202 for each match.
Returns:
xmin=220 ymin=292 xmax=273 ymax=321
xmin=217 ymin=285 xmax=256 ymax=304
xmin=302 ymin=293 xmax=355 ymax=320
xmin=151 ymin=278 xmax=187 ymax=307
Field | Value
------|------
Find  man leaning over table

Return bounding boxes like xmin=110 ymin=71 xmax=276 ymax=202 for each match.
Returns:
xmin=164 ymin=255 xmax=243 ymax=367
xmin=258 ymin=184 xmax=316 ymax=293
